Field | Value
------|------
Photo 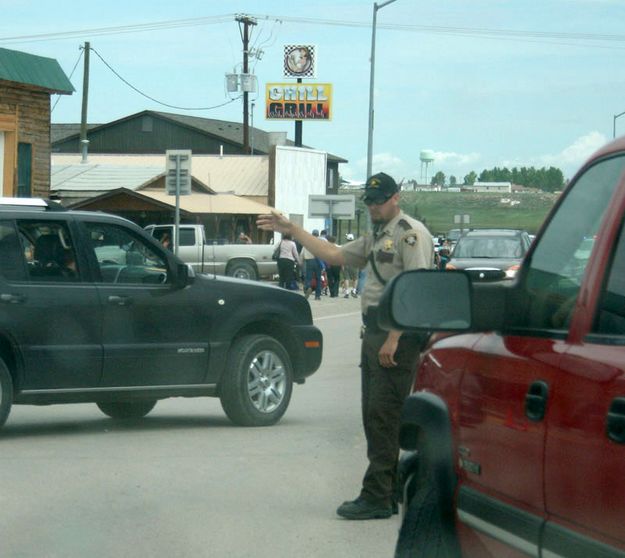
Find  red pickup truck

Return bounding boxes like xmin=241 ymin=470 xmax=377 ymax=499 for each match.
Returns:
xmin=380 ymin=137 xmax=625 ymax=558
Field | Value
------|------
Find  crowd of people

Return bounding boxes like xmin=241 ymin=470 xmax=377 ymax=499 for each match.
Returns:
xmin=274 ymin=228 xmax=365 ymax=299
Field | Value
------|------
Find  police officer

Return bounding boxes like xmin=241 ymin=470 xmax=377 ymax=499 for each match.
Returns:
xmin=257 ymin=172 xmax=434 ymax=520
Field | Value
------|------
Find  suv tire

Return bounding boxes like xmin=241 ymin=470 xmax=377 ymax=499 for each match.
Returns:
xmin=96 ymin=400 xmax=157 ymax=420
xmin=220 ymin=334 xmax=293 ymax=426
xmin=0 ymin=358 xmax=13 ymax=429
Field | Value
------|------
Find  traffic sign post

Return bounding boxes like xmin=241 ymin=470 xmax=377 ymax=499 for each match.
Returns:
xmin=166 ymin=150 xmax=192 ymax=255
xmin=308 ymin=195 xmax=355 ymax=235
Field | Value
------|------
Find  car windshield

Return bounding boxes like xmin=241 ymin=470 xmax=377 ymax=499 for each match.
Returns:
xmin=453 ymin=237 xmax=522 ymax=259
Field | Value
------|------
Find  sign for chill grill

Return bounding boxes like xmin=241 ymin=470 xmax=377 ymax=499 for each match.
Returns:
xmin=265 ymin=83 xmax=332 ymax=121
xmin=283 ymin=45 xmax=316 ymax=78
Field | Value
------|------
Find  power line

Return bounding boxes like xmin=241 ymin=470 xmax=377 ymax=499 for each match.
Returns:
xmin=90 ymin=47 xmax=241 ymax=111
xmin=1 ymin=12 xmax=624 ymax=52
xmin=0 ymin=15 xmax=233 ymax=44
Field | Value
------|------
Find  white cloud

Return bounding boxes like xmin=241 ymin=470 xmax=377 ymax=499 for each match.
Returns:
xmin=501 ymin=131 xmax=609 ymax=178
xmin=538 ymin=131 xmax=608 ymax=173
xmin=432 ymin=151 xmax=481 ymax=167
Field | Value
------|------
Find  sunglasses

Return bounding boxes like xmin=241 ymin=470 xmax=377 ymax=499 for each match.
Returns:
xmin=363 ymin=196 xmax=390 ymax=207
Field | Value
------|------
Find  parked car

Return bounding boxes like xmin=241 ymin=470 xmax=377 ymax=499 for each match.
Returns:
xmin=379 ymin=137 xmax=625 ymax=557
xmin=144 ymin=223 xmax=277 ymax=281
xmin=0 ymin=200 xmax=322 ymax=429
xmin=445 ymin=228 xmax=532 ymax=281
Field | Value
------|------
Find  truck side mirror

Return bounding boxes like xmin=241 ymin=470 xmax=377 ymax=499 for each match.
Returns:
xmin=378 ymin=270 xmax=473 ymax=331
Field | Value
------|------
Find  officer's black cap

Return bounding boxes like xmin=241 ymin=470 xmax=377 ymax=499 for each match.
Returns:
xmin=361 ymin=172 xmax=399 ymax=205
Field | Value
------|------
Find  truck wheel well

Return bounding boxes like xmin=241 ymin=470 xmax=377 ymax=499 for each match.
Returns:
xmin=225 ymin=259 xmax=259 ymax=280
xmin=400 ymin=392 xmax=457 ymax=520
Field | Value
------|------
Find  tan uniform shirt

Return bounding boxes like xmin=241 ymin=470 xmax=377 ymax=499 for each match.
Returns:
xmin=340 ymin=210 xmax=434 ymax=313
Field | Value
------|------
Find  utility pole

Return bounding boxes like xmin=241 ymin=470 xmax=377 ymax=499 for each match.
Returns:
xmin=366 ymin=0 xmax=397 ymax=179
xmin=80 ymin=41 xmax=90 ymax=163
xmin=236 ymin=15 xmax=256 ymax=154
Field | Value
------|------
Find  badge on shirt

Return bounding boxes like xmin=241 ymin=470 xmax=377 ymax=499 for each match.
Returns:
xmin=384 ymin=239 xmax=394 ymax=251
xmin=404 ymin=232 xmax=418 ymax=246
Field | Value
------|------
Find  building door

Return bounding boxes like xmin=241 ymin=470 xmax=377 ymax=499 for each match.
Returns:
xmin=17 ymin=142 xmax=32 ymax=197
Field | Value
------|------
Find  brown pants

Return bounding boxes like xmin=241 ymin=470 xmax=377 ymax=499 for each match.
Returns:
xmin=359 ymin=329 xmax=421 ymax=506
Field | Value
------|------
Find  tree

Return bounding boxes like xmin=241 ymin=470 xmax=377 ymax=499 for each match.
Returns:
xmin=464 ymin=171 xmax=477 ymax=185
xmin=449 ymin=175 xmax=457 ymax=186
xmin=431 ymin=171 xmax=446 ymax=186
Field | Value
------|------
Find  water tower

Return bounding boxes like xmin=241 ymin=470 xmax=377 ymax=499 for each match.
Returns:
xmin=420 ymin=149 xmax=435 ymax=184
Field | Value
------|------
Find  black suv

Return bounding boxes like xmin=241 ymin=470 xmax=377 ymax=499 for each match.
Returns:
xmin=0 ymin=200 xmax=322 ymax=429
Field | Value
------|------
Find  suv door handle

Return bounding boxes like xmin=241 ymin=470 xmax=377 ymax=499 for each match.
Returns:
xmin=607 ymin=397 xmax=625 ymax=444
xmin=0 ymin=293 xmax=26 ymax=304
xmin=107 ymin=295 xmax=132 ymax=306
xmin=525 ymin=380 xmax=549 ymax=422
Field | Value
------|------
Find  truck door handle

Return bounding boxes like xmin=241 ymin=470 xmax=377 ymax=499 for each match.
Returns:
xmin=525 ymin=380 xmax=549 ymax=422
xmin=107 ymin=295 xmax=132 ymax=306
xmin=607 ymin=397 xmax=625 ymax=444
xmin=0 ymin=293 xmax=26 ymax=304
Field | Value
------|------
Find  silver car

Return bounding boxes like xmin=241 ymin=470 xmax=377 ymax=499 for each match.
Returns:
xmin=446 ymin=228 xmax=532 ymax=281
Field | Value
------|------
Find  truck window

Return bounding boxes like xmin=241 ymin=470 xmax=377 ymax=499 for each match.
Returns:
xmin=594 ymin=219 xmax=625 ymax=336
xmin=515 ymin=155 xmax=625 ymax=332
xmin=179 ymin=228 xmax=196 ymax=246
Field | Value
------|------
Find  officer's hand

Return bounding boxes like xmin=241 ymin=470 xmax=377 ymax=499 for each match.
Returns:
xmin=378 ymin=335 xmax=399 ymax=368
xmin=257 ymin=211 xmax=292 ymax=234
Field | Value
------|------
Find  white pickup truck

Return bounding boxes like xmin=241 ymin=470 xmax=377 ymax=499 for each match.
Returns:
xmin=144 ymin=224 xmax=277 ymax=281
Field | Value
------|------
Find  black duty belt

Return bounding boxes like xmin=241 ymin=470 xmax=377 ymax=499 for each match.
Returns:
xmin=362 ymin=306 xmax=381 ymax=332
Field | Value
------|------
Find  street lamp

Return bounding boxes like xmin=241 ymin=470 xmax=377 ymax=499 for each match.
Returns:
xmin=614 ymin=111 xmax=625 ymax=138
xmin=366 ymin=0 xmax=398 ymax=180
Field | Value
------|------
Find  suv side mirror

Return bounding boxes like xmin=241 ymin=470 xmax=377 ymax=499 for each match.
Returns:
xmin=378 ymin=270 xmax=473 ymax=331
xmin=173 ymin=263 xmax=195 ymax=289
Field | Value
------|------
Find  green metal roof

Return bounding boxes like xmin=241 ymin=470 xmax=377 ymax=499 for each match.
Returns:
xmin=0 ymin=47 xmax=74 ymax=94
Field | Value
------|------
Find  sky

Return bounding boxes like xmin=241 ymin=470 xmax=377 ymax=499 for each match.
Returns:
xmin=2 ymin=0 xmax=624 ymax=183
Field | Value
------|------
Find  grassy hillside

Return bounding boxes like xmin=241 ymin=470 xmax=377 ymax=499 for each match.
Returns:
xmin=337 ymin=191 xmax=559 ymax=237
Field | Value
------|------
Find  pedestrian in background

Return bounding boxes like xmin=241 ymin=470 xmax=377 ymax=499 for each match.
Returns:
xmin=300 ymin=229 xmax=323 ymax=300
xmin=342 ymin=233 xmax=358 ymax=298
xmin=276 ymin=233 xmax=299 ymax=290
xmin=325 ymin=235 xmax=341 ymax=297
xmin=257 ymin=172 xmax=434 ymax=520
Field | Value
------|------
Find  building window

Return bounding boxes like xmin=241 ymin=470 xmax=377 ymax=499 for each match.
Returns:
xmin=17 ymin=143 xmax=32 ymax=197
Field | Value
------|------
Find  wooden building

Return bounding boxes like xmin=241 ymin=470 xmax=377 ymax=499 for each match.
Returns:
xmin=51 ymin=110 xmax=347 ymax=193
xmin=0 ymin=48 xmax=73 ymax=197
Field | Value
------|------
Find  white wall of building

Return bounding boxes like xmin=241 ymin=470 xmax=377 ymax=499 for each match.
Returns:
xmin=274 ymin=145 xmax=327 ymax=237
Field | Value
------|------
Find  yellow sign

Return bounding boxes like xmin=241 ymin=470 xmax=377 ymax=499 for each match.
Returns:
xmin=265 ymin=83 xmax=332 ymax=121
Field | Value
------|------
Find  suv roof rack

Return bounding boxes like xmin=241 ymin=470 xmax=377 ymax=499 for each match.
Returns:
xmin=0 ymin=198 xmax=67 ymax=211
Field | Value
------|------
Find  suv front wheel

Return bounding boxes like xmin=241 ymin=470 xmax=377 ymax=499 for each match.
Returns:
xmin=220 ymin=334 xmax=293 ymax=426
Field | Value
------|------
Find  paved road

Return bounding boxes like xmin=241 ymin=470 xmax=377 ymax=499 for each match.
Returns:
xmin=0 ymin=294 xmax=402 ymax=558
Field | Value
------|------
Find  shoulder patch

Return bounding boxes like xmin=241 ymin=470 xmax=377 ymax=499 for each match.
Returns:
xmin=404 ymin=232 xmax=418 ymax=246
xmin=397 ymin=219 xmax=413 ymax=231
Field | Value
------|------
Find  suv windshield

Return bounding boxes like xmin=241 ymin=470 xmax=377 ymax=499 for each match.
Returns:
xmin=453 ymin=236 xmax=522 ymax=259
